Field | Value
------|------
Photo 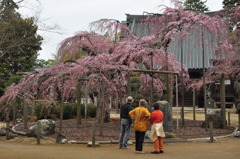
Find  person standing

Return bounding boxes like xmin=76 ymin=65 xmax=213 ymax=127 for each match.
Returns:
xmin=149 ymin=102 xmax=165 ymax=154
xmin=119 ymin=96 xmax=134 ymax=149
xmin=129 ymin=99 xmax=150 ymax=153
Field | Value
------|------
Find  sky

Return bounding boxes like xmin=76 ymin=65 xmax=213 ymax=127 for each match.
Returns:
xmin=19 ymin=0 xmax=224 ymax=60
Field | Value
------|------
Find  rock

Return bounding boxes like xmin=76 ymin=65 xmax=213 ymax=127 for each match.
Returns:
xmin=56 ymin=133 xmax=67 ymax=143
xmin=26 ymin=119 xmax=55 ymax=137
xmin=204 ymin=137 xmax=217 ymax=142
xmin=0 ymin=126 xmax=6 ymax=136
xmin=61 ymin=138 xmax=68 ymax=144
xmin=158 ymin=100 xmax=173 ymax=132
xmin=202 ymin=109 xmax=225 ymax=128
xmin=127 ymin=140 xmax=133 ymax=145
xmin=69 ymin=140 xmax=77 ymax=144
xmin=87 ymin=141 xmax=100 ymax=147
xmin=233 ymin=131 xmax=240 ymax=138
xmin=6 ymin=132 xmax=18 ymax=140
xmin=145 ymin=130 xmax=150 ymax=139
xmin=16 ymin=118 xmax=23 ymax=124
xmin=165 ymin=132 xmax=176 ymax=138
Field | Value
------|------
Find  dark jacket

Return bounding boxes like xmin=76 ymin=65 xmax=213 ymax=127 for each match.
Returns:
xmin=120 ymin=103 xmax=133 ymax=124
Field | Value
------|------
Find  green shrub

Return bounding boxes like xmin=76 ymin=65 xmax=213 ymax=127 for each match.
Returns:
xmin=34 ymin=102 xmax=97 ymax=120
xmin=86 ymin=103 xmax=97 ymax=118
xmin=63 ymin=103 xmax=77 ymax=119
xmin=34 ymin=103 xmax=57 ymax=120
xmin=236 ymin=103 xmax=240 ymax=114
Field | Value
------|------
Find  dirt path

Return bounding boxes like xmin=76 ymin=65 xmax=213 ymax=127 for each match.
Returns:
xmin=0 ymin=136 xmax=239 ymax=159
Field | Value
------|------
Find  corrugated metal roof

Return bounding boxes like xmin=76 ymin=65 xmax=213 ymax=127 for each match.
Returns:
xmin=125 ymin=14 xmax=219 ymax=69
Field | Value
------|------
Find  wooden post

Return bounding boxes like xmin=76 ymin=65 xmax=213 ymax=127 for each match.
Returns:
xmin=169 ymin=74 xmax=173 ymax=108
xmin=238 ymin=113 xmax=240 ymax=131
xmin=99 ymin=85 xmax=104 ymax=136
xmin=6 ymin=111 xmax=10 ymax=140
xmin=180 ymin=33 xmax=185 ymax=127
xmin=84 ymin=86 xmax=88 ymax=119
xmin=150 ymin=52 xmax=153 ymax=109
xmin=23 ymin=96 xmax=28 ymax=129
xmin=193 ymin=88 xmax=196 ymax=121
xmin=220 ymin=73 xmax=226 ymax=129
xmin=59 ymin=100 xmax=63 ymax=131
xmin=92 ymin=120 xmax=96 ymax=147
xmin=228 ymin=112 xmax=231 ymax=125
xmin=127 ymin=72 xmax=131 ymax=95
xmin=209 ymin=116 xmax=214 ymax=143
xmin=37 ymin=121 xmax=41 ymax=145
xmin=76 ymin=83 xmax=82 ymax=125
xmin=175 ymin=75 xmax=179 ymax=130
xmin=92 ymin=97 xmax=100 ymax=147
xmin=202 ymin=26 xmax=208 ymax=132
xmin=13 ymin=100 xmax=16 ymax=125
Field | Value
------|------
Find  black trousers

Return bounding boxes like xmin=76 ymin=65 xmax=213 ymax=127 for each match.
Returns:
xmin=135 ymin=131 xmax=146 ymax=151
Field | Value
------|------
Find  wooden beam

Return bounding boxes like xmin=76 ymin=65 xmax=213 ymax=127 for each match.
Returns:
xmin=130 ymin=69 xmax=179 ymax=75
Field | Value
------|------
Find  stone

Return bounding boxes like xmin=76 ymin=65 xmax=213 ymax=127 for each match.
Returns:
xmin=0 ymin=126 xmax=6 ymax=136
xmin=87 ymin=141 xmax=100 ymax=147
xmin=16 ymin=118 xmax=23 ymax=124
xmin=202 ymin=109 xmax=225 ymax=128
xmin=127 ymin=140 xmax=133 ymax=145
xmin=204 ymin=137 xmax=217 ymax=142
xmin=158 ymin=100 xmax=173 ymax=132
xmin=145 ymin=130 xmax=150 ymax=139
xmin=61 ymin=138 xmax=68 ymax=144
xmin=165 ymin=132 xmax=176 ymax=138
xmin=26 ymin=119 xmax=55 ymax=137
xmin=233 ymin=131 xmax=240 ymax=138
xmin=56 ymin=133 xmax=67 ymax=143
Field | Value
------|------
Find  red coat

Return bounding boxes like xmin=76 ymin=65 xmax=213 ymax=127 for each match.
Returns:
xmin=150 ymin=110 xmax=163 ymax=124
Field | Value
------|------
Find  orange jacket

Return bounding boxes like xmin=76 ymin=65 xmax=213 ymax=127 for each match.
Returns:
xmin=129 ymin=106 xmax=150 ymax=132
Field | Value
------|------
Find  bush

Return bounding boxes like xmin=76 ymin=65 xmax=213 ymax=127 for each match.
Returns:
xmin=34 ymin=103 xmax=57 ymax=120
xmin=236 ymin=103 xmax=240 ymax=114
xmin=63 ymin=103 xmax=77 ymax=119
xmin=86 ymin=103 xmax=97 ymax=118
xmin=78 ymin=103 xmax=97 ymax=118
xmin=34 ymin=102 xmax=97 ymax=120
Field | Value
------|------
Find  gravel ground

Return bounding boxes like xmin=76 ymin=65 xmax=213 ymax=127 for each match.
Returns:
xmin=14 ymin=118 xmax=236 ymax=141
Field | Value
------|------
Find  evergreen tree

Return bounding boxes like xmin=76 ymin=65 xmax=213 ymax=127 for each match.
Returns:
xmin=223 ymin=0 xmax=240 ymax=9
xmin=183 ymin=0 xmax=209 ymax=12
xmin=222 ymin=0 xmax=240 ymax=30
xmin=0 ymin=0 xmax=43 ymax=96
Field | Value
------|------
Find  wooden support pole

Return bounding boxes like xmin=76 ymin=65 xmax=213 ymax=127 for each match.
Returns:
xmin=131 ymin=69 xmax=178 ymax=75
xmin=37 ymin=121 xmax=41 ymax=145
xmin=76 ymin=83 xmax=82 ymax=125
xmin=127 ymin=72 xmax=131 ymax=95
xmin=209 ymin=116 xmax=214 ymax=143
xmin=238 ymin=113 xmax=240 ymax=131
xmin=23 ymin=96 xmax=28 ymax=129
xmin=6 ymin=111 xmax=10 ymax=140
xmin=220 ymin=73 xmax=226 ymax=129
xmin=202 ymin=26 xmax=208 ymax=132
xmin=175 ymin=75 xmax=179 ymax=130
xmin=193 ymin=88 xmax=196 ymax=121
xmin=59 ymin=101 xmax=63 ymax=131
xmin=228 ymin=112 xmax=231 ymax=126
xmin=92 ymin=120 xmax=96 ymax=147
